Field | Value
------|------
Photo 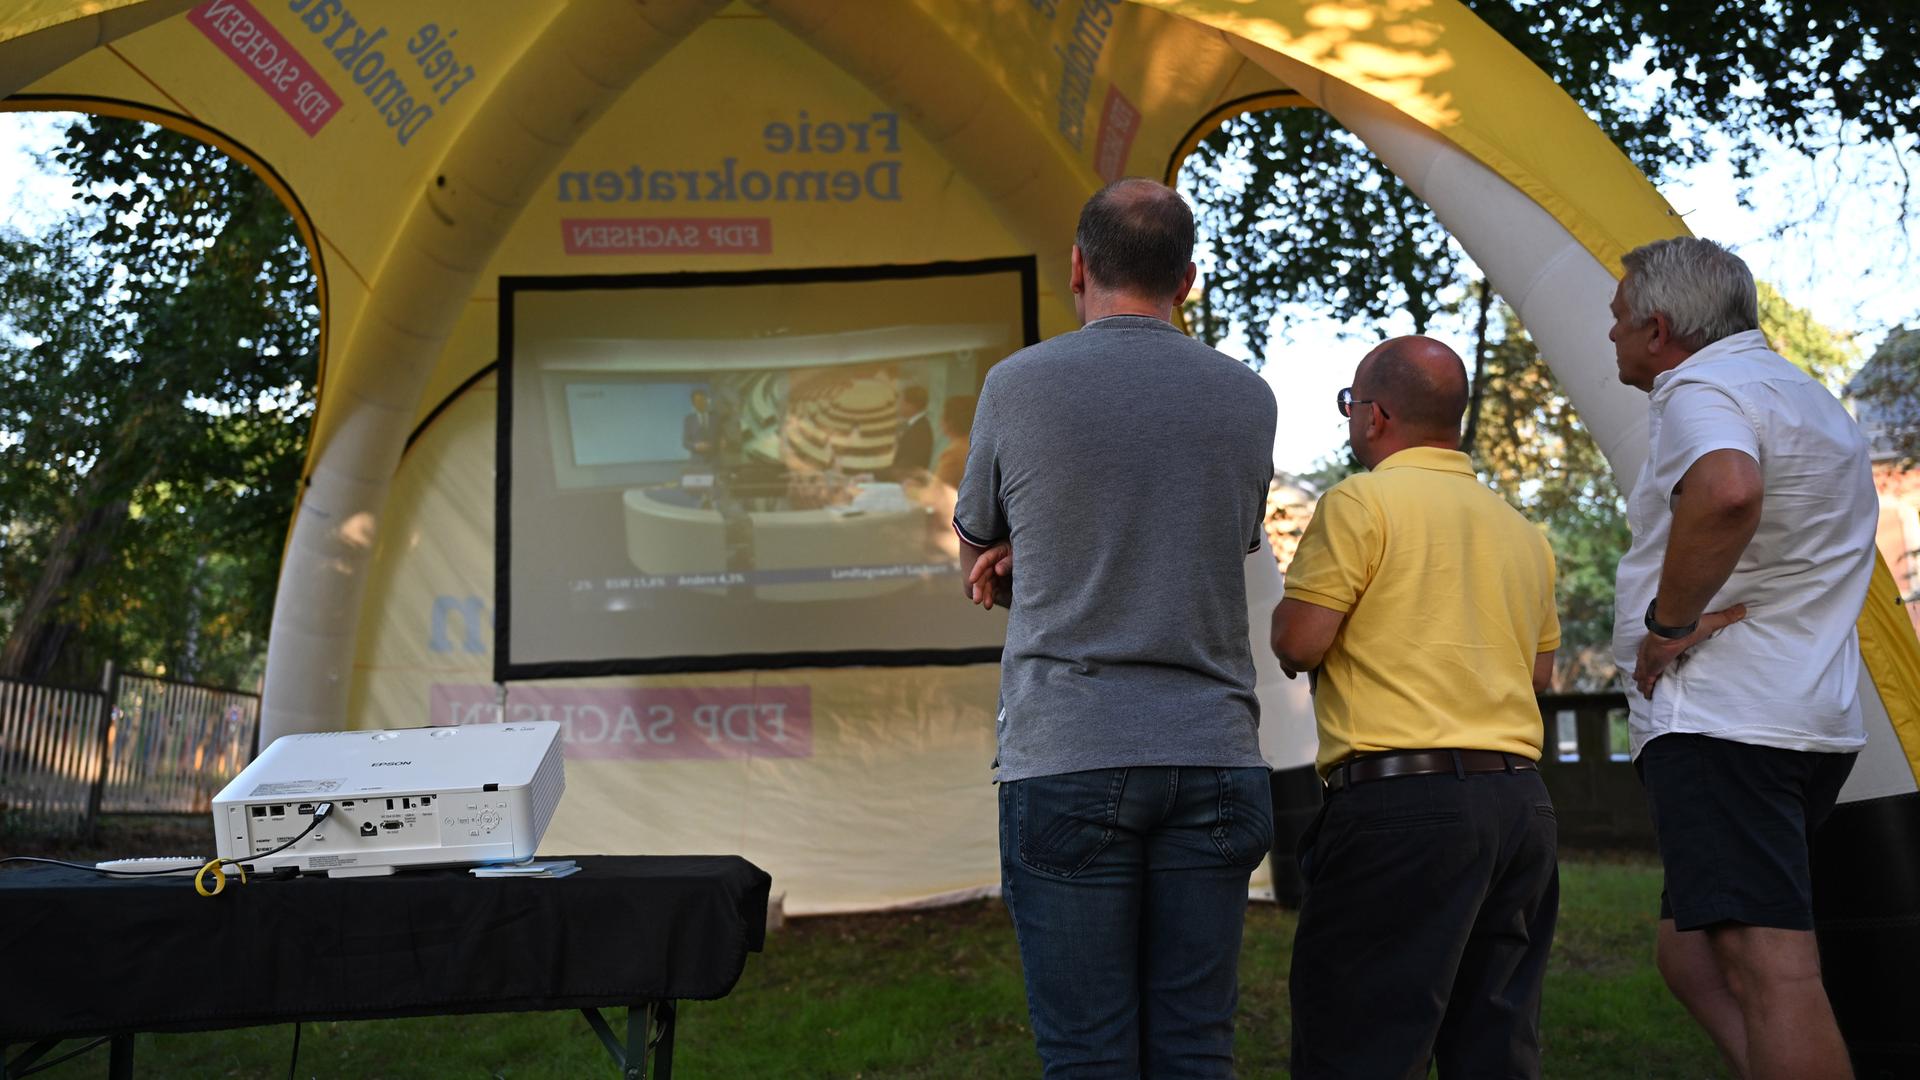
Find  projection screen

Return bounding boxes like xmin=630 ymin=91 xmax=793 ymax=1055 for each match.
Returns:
xmin=498 ymin=258 xmax=1036 ymax=678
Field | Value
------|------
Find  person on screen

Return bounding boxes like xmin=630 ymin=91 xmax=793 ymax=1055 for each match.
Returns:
xmin=934 ymin=395 xmax=975 ymax=490
xmin=953 ymin=178 xmax=1275 ymax=1077
xmin=683 ymin=389 xmax=716 ymax=462
xmin=892 ymin=384 xmax=934 ymax=477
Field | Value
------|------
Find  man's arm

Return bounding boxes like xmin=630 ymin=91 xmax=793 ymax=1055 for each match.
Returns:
xmin=950 ymin=373 xmax=1008 ymax=609
xmin=1271 ymin=598 xmax=1345 ymax=679
xmin=1632 ymin=447 xmax=1762 ymax=695
xmin=1651 ymin=448 xmax=1763 ymax=629
xmin=1271 ymin=484 xmax=1374 ymax=683
xmin=1533 ymin=650 xmax=1556 ymax=694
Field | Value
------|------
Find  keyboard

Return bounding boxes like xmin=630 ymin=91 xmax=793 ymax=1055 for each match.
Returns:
xmin=94 ymin=857 xmax=209 ymax=873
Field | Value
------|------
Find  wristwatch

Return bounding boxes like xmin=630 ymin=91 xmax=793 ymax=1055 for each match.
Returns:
xmin=1644 ymin=598 xmax=1698 ymax=640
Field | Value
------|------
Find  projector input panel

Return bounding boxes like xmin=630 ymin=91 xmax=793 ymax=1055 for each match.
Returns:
xmin=228 ymin=796 xmax=447 ymax=856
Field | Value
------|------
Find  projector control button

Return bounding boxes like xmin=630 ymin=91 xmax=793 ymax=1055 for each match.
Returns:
xmin=480 ymin=809 xmax=501 ymax=832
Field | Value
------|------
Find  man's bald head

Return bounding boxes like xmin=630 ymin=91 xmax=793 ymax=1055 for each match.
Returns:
xmin=1356 ymin=335 xmax=1470 ymax=441
xmin=1074 ymin=178 xmax=1196 ymax=301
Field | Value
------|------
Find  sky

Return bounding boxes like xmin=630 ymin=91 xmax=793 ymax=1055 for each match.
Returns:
xmin=4 ymin=105 xmax=1916 ymax=479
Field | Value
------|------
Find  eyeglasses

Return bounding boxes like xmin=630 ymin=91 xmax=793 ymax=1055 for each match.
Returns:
xmin=1336 ymin=387 xmax=1389 ymax=420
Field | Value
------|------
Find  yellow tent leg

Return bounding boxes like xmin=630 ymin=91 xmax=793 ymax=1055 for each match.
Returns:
xmin=1860 ymin=553 xmax=1920 ymax=784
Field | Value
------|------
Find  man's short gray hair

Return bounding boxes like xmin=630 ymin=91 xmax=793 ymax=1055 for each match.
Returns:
xmin=1619 ymin=237 xmax=1760 ymax=353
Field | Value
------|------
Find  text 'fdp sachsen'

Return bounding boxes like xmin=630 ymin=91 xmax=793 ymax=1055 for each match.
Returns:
xmin=558 ymin=111 xmax=904 ymax=204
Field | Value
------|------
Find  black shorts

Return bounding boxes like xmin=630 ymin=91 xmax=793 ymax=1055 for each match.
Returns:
xmin=1637 ymin=733 xmax=1855 ymax=931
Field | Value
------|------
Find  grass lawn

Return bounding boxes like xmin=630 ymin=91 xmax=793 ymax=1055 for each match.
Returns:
xmin=8 ymin=830 xmax=1724 ymax=1078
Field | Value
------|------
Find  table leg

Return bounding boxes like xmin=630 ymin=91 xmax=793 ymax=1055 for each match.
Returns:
xmin=581 ymin=1007 xmax=632 ymax=1078
xmin=580 ymin=1000 xmax=678 ymax=1080
xmin=6 ymin=1037 xmax=106 ymax=1078
xmin=651 ymin=1001 xmax=675 ymax=1080
xmin=107 ymin=1035 xmax=134 ymax=1080
xmin=626 ymin=1004 xmax=648 ymax=1080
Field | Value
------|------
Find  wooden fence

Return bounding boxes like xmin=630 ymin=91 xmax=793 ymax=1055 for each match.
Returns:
xmin=1534 ymin=691 xmax=1652 ymax=848
xmin=0 ymin=666 xmax=259 ymax=837
xmin=0 ymin=676 xmax=109 ymax=836
xmin=98 ymin=672 xmax=259 ymax=815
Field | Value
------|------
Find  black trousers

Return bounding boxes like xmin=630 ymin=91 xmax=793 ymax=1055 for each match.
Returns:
xmin=1289 ymin=768 xmax=1559 ymax=1080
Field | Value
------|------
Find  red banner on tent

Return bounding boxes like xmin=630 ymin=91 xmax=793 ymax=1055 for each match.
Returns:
xmin=1093 ymin=85 xmax=1141 ymax=183
xmin=190 ymin=0 xmax=341 ymax=136
xmin=430 ymin=683 xmax=812 ymax=760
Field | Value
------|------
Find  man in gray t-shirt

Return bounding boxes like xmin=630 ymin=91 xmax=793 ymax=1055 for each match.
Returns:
xmin=953 ymin=178 xmax=1275 ymax=1078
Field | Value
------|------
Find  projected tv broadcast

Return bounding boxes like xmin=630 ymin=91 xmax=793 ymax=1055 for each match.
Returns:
xmin=499 ymin=260 xmax=1034 ymax=676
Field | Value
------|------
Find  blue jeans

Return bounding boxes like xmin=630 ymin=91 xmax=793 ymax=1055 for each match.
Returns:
xmin=999 ymin=766 xmax=1274 ymax=1078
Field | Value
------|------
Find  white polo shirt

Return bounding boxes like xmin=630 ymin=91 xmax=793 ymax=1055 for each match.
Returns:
xmin=1612 ymin=329 xmax=1878 ymax=759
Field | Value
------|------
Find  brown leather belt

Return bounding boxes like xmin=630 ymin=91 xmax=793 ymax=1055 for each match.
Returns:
xmin=1324 ymin=748 xmax=1537 ymax=793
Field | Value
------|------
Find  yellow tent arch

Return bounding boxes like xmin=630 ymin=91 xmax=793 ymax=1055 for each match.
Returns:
xmin=4 ymin=0 xmax=1916 ymax=922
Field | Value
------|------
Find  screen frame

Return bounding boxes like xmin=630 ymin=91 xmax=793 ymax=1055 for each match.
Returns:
xmin=495 ymin=255 xmax=1039 ymax=681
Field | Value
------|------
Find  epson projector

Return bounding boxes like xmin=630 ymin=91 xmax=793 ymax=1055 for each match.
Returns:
xmin=212 ymin=722 xmax=565 ymax=877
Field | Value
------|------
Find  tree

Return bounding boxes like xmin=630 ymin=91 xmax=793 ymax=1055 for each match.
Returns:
xmin=1181 ymin=107 xmax=1454 ymax=358
xmin=1178 ymin=1 xmax=1920 ymax=359
xmin=1760 ymin=280 xmax=1861 ymax=390
xmin=1464 ymin=302 xmax=1630 ymax=688
xmin=0 ymin=116 xmax=317 ymax=687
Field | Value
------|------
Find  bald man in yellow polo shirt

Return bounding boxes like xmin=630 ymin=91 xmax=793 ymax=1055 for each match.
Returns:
xmin=1272 ymin=335 xmax=1561 ymax=1079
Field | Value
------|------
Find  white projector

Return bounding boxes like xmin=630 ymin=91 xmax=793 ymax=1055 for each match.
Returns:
xmin=211 ymin=721 xmax=565 ymax=877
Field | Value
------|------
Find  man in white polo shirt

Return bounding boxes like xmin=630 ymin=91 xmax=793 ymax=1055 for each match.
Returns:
xmin=1609 ymin=237 xmax=1876 ymax=1080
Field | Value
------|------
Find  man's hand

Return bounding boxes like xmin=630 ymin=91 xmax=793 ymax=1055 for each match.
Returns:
xmin=1632 ymin=603 xmax=1748 ymax=698
xmin=1276 ymin=661 xmax=1321 ymax=697
xmin=967 ymin=541 xmax=1012 ymax=610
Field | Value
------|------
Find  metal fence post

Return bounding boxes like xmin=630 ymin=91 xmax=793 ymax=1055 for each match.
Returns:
xmin=85 ymin=661 xmax=117 ymax=840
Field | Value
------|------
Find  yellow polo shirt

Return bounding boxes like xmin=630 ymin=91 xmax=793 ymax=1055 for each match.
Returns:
xmin=1285 ymin=447 xmax=1559 ymax=775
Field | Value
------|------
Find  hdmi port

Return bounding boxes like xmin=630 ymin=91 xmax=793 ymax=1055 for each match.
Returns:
xmin=381 ymin=821 xmax=402 ymax=831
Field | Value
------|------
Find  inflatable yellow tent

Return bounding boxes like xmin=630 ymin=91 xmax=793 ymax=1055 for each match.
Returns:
xmin=5 ymin=0 xmax=1916 ymax=991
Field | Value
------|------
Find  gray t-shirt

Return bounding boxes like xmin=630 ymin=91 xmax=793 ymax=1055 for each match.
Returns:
xmin=954 ymin=315 xmax=1275 ymax=781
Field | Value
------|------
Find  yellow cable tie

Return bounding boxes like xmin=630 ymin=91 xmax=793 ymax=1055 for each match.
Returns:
xmin=193 ymin=858 xmax=248 ymax=897
xmin=194 ymin=858 xmax=226 ymax=897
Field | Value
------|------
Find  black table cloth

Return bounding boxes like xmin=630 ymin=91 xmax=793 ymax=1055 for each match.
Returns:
xmin=0 ymin=854 xmax=770 ymax=1042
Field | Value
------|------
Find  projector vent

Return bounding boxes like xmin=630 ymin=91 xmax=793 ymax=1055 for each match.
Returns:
xmin=528 ymin=736 xmax=566 ymax=843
